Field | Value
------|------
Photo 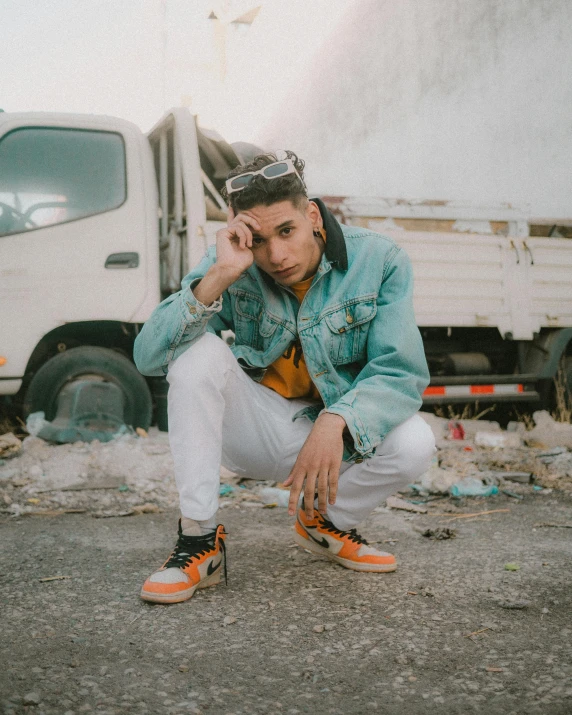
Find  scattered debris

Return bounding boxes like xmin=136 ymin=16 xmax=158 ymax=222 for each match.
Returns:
xmin=39 ymin=575 xmax=70 ymax=582
xmin=525 ymin=411 xmax=572 ymax=449
xmin=386 ymin=496 xmax=427 ymax=513
xmin=312 ymin=624 xmax=325 ymax=633
xmin=448 ymin=421 xmax=465 ymax=440
xmin=489 ymin=471 xmax=533 ymax=483
xmin=223 ymin=616 xmax=238 ymax=626
xmin=486 ymin=666 xmax=504 ymax=672
xmin=430 ymin=509 xmax=510 ymax=520
xmin=260 ymin=486 xmax=291 ymax=507
xmin=533 ymin=522 xmax=572 ymax=529
xmin=501 ymin=489 xmax=524 ymax=500
xmin=421 ymin=527 xmax=457 ymax=540
xmin=464 ymin=627 xmax=490 ymax=639
xmin=0 ymin=432 xmax=21 ymax=458
xmin=449 ymin=477 xmax=499 ymax=497
xmin=475 ymin=431 xmax=523 ymax=448
xmin=504 ymin=563 xmax=520 ymax=571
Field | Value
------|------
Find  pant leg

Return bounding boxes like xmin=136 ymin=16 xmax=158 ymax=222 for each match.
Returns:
xmin=326 ymin=414 xmax=436 ymax=530
xmin=166 ymin=333 xmax=315 ymax=520
xmin=272 ymin=412 xmax=436 ymax=531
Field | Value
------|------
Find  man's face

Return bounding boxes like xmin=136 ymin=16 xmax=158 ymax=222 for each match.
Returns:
xmin=242 ymin=200 xmax=324 ymax=286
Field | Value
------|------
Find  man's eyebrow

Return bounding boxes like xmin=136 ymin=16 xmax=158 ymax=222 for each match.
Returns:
xmin=275 ymin=220 xmax=295 ymax=230
xmin=251 ymin=219 xmax=296 ymax=238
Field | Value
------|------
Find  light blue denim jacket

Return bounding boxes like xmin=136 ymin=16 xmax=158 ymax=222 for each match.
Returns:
xmin=134 ymin=200 xmax=430 ymax=459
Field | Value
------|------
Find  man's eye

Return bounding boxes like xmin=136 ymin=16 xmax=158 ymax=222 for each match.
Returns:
xmin=281 ymin=227 xmax=292 ymax=236
xmin=252 ymin=236 xmax=264 ymax=246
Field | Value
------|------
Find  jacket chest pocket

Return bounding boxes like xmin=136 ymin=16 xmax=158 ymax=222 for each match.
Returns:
xmin=324 ymin=298 xmax=377 ymax=365
xmin=234 ymin=292 xmax=278 ymax=350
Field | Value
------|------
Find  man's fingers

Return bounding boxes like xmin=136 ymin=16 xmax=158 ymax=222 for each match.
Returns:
xmin=232 ymin=223 xmax=252 ymax=249
xmin=232 ymin=213 xmax=261 ymax=231
xmin=328 ymin=468 xmax=340 ymax=505
xmin=287 ymin=470 xmax=305 ymax=516
xmin=317 ymin=469 xmax=329 ymax=514
xmin=304 ymin=473 xmax=318 ymax=518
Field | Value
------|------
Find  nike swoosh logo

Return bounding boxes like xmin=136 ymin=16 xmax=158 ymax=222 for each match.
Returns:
xmin=306 ymin=530 xmax=329 ymax=550
xmin=207 ymin=558 xmax=222 ymax=576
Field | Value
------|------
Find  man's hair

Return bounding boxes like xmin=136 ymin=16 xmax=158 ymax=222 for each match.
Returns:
xmin=221 ymin=150 xmax=308 ymax=213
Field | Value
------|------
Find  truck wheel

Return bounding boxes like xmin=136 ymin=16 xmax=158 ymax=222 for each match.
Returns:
xmin=23 ymin=346 xmax=152 ymax=430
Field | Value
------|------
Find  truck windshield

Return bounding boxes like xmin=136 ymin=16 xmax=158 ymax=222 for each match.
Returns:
xmin=0 ymin=127 xmax=126 ymax=236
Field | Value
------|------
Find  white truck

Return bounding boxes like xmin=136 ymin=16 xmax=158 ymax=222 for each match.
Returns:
xmin=1 ymin=108 xmax=571 ymax=431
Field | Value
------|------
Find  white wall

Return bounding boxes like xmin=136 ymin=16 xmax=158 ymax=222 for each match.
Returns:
xmin=258 ymin=0 xmax=572 ymax=218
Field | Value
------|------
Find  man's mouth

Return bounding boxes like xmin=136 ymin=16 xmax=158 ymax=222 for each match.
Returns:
xmin=273 ymin=266 xmax=297 ymax=278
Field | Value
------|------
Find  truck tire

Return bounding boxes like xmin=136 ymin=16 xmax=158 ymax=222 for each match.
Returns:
xmin=23 ymin=346 xmax=152 ymax=430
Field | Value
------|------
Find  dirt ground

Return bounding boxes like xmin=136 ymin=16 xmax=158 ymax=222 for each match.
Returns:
xmin=2 ymin=491 xmax=571 ymax=715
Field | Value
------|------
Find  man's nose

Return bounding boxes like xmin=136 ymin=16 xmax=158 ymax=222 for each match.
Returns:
xmin=267 ymin=240 xmax=288 ymax=266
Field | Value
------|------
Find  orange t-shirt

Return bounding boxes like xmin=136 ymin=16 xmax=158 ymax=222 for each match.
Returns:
xmin=260 ymin=275 xmax=321 ymax=400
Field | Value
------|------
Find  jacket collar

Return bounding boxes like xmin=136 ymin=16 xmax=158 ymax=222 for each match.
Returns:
xmin=312 ymin=197 xmax=348 ymax=271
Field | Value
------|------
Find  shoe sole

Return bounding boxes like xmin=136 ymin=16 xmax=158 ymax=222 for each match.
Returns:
xmin=140 ymin=565 xmax=222 ymax=604
xmin=293 ymin=530 xmax=397 ymax=573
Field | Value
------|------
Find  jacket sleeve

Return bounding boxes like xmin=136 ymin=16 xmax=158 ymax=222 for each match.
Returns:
xmin=133 ymin=246 xmax=235 ymax=376
xmin=323 ymin=247 xmax=429 ymax=456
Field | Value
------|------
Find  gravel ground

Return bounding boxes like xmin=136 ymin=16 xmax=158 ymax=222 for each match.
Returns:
xmin=1 ymin=493 xmax=571 ymax=715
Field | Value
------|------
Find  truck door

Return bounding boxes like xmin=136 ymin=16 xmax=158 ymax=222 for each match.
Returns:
xmin=0 ymin=117 xmax=153 ymax=381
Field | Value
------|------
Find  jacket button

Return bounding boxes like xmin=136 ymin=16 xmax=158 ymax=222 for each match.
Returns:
xmin=355 ymin=457 xmax=363 ymax=463
xmin=339 ymin=327 xmax=346 ymax=334
xmin=346 ymin=314 xmax=354 ymax=324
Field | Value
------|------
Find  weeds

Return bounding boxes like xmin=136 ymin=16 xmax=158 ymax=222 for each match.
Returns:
xmin=434 ymin=401 xmax=497 ymax=421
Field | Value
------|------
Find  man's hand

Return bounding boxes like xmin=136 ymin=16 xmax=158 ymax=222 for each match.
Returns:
xmin=283 ymin=413 xmax=346 ymax=517
xmin=215 ymin=207 xmax=259 ymax=277
xmin=194 ymin=208 xmax=260 ymax=306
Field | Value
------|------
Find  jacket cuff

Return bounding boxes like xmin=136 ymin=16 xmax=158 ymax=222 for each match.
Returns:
xmin=320 ymin=404 xmax=374 ymax=456
xmin=181 ymin=279 xmax=223 ymax=321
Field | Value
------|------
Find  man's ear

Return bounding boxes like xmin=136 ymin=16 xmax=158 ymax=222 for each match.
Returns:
xmin=306 ymin=200 xmax=322 ymax=229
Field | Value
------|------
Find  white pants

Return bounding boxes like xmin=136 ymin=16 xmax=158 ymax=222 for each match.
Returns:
xmin=167 ymin=333 xmax=435 ymax=531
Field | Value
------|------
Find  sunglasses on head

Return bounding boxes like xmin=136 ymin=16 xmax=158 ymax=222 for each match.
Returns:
xmin=225 ymin=158 xmax=306 ymax=196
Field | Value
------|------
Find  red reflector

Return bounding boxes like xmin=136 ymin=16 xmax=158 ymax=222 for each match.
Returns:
xmin=424 ymin=386 xmax=446 ymax=396
xmin=470 ymin=385 xmax=494 ymax=394
xmin=518 ymin=384 xmax=524 ymax=392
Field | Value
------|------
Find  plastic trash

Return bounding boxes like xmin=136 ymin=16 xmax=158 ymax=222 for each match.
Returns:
xmin=448 ymin=420 xmax=465 ymax=440
xmin=449 ymin=477 xmax=499 ymax=497
xmin=25 ymin=411 xmax=50 ymax=437
xmin=475 ymin=431 xmax=522 ymax=448
xmin=259 ymin=486 xmax=292 ymax=507
xmin=219 ymin=484 xmax=234 ymax=497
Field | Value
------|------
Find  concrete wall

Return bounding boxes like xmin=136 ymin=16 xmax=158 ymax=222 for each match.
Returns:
xmin=258 ymin=0 xmax=572 ymax=218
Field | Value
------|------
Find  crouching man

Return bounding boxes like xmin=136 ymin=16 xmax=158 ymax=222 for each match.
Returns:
xmin=134 ymin=152 xmax=435 ymax=603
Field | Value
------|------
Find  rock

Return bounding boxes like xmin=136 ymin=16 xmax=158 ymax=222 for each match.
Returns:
xmin=525 ymin=411 xmax=572 ymax=449
xmin=223 ymin=616 xmax=237 ymax=626
xmin=312 ymin=625 xmax=325 ymax=633
xmin=22 ymin=692 xmax=41 ymax=706
xmin=421 ymin=527 xmax=457 ymax=540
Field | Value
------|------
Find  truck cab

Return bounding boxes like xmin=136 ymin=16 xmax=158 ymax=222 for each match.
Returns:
xmin=0 ymin=108 xmax=238 ymax=429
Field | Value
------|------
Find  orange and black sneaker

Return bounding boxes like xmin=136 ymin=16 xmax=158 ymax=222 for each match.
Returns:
xmin=140 ymin=521 xmax=227 ymax=604
xmin=294 ymin=506 xmax=396 ymax=572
